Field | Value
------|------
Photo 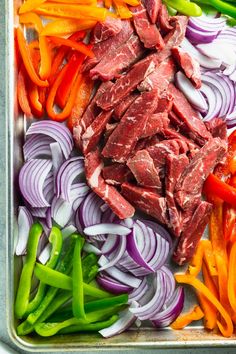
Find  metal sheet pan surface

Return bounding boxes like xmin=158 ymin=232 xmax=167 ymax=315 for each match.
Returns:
xmin=6 ymin=0 xmax=236 ymax=351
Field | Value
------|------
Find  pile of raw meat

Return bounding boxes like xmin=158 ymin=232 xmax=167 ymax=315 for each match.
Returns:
xmin=73 ymin=0 xmax=228 ymax=265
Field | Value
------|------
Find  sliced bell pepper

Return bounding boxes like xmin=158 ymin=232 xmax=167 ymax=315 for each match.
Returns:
xmin=187 ymin=240 xmax=217 ymax=277
xmin=67 ymin=72 xmax=94 ymax=132
xmin=228 ymin=242 xmax=236 ymax=313
xmin=223 ymin=203 xmax=236 ymax=242
xmin=17 ymin=65 xmax=32 ymax=117
xmin=113 ymin=0 xmax=133 ymax=18
xmin=41 ymin=18 xmax=96 ymax=36
xmin=19 ymin=0 xmax=47 ymax=14
xmin=170 ymin=305 xmax=204 ymax=330
xmin=48 ymin=36 xmax=94 ymax=58
xmin=38 ymin=35 xmax=52 ymax=80
xmin=27 ymin=79 xmax=44 ymax=117
xmin=204 ymin=173 xmax=236 ymax=207
xmin=105 ymin=0 xmax=112 ymax=8
xmin=16 ymin=27 xmax=48 ymax=87
xmin=19 ymin=12 xmax=43 ymax=33
xmin=49 ymin=0 xmax=96 ymax=3
xmin=123 ymin=0 xmax=140 ymax=5
xmin=175 ymin=274 xmax=233 ymax=337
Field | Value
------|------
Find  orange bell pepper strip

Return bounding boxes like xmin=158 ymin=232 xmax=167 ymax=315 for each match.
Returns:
xmin=223 ymin=203 xmax=236 ymax=242
xmin=113 ymin=0 xmax=133 ymax=18
xmin=16 ymin=27 xmax=48 ymax=87
xmin=17 ymin=65 xmax=32 ymax=117
xmin=123 ymin=0 xmax=140 ymax=5
xmin=47 ymin=36 xmax=94 ymax=58
xmin=19 ymin=12 xmax=43 ymax=32
xmin=34 ymin=4 xmax=108 ymax=21
xmin=197 ymin=261 xmax=218 ymax=330
xmin=204 ymin=173 xmax=236 ymax=208
xmin=19 ymin=0 xmax=47 ymax=14
xmin=41 ymin=18 xmax=96 ymax=36
xmin=175 ymin=274 xmax=233 ymax=337
xmin=228 ymin=242 xmax=236 ymax=313
xmin=27 ymin=80 xmax=44 ymax=117
xmin=187 ymin=240 xmax=217 ymax=277
xmin=46 ymin=64 xmax=82 ymax=121
xmin=67 ymin=73 xmax=94 ymax=132
xmin=170 ymin=305 xmax=204 ymax=330
xmin=105 ymin=0 xmax=112 ymax=8
xmin=49 ymin=0 xmax=96 ymax=3
xmin=14 ymin=28 xmax=22 ymax=71
xmin=56 ymin=52 xmax=86 ymax=108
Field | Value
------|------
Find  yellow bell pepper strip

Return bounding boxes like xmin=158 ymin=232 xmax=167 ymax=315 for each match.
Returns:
xmin=175 ymin=274 xmax=233 ymax=337
xmin=17 ymin=65 xmax=32 ymax=117
xmin=228 ymin=242 xmax=236 ymax=313
xmin=34 ymin=4 xmax=108 ymax=21
xmin=47 ymin=36 xmax=94 ymax=58
xmin=16 ymin=27 xmax=48 ymax=87
xmin=123 ymin=0 xmax=140 ymax=5
xmin=19 ymin=0 xmax=47 ymax=14
xmin=197 ymin=261 xmax=218 ymax=330
xmin=204 ymin=173 xmax=236 ymax=208
xmin=105 ymin=0 xmax=112 ymax=8
xmin=41 ymin=18 xmax=97 ymax=36
xmin=113 ymin=0 xmax=133 ymax=18
xmin=187 ymin=240 xmax=217 ymax=277
xmin=19 ymin=12 xmax=43 ymax=32
xmin=187 ymin=240 xmax=204 ymax=277
xmin=67 ymin=72 xmax=94 ymax=132
xmin=171 ymin=305 xmax=204 ymax=330
xmin=49 ymin=0 xmax=97 ymax=3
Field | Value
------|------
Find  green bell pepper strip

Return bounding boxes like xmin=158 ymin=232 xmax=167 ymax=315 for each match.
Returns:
xmin=15 ymin=223 xmax=43 ymax=319
xmin=193 ymin=0 xmax=236 ymax=18
xmin=25 ymin=227 xmax=63 ymax=315
xmin=163 ymin=0 xmax=202 ymax=16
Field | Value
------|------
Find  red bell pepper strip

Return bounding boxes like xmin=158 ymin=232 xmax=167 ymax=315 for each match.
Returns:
xmin=27 ymin=79 xmax=44 ymax=118
xmin=17 ymin=65 xmax=32 ymax=117
xmin=204 ymin=173 xmax=236 ymax=207
xmin=47 ymin=36 xmax=94 ymax=58
xmin=223 ymin=203 xmax=236 ymax=242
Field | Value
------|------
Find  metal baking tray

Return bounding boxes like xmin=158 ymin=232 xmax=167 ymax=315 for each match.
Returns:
xmin=5 ymin=0 xmax=236 ymax=351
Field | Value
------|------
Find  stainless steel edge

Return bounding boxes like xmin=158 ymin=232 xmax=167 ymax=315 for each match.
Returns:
xmin=4 ymin=0 xmax=236 ymax=352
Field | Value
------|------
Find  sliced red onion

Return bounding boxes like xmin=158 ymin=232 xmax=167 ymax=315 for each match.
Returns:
xmin=200 ymin=83 xmax=219 ymax=121
xmin=186 ymin=27 xmax=220 ymax=44
xmin=15 ymin=206 xmax=33 ymax=255
xmin=99 ymin=301 xmax=139 ymax=338
xmin=50 ymin=142 xmax=64 ymax=186
xmin=101 ymin=207 xmax=119 ymax=223
xmin=100 ymin=203 xmax=109 ymax=212
xmin=39 ymin=219 xmax=51 ymax=237
xmin=83 ymin=242 xmax=102 ymax=255
xmin=36 ymin=232 xmax=48 ymax=258
xmin=38 ymin=243 xmax=51 ymax=264
xmin=151 ymin=287 xmax=184 ymax=327
xmin=43 ymin=172 xmax=54 ymax=205
xmin=26 ymin=121 xmax=73 ymax=159
xmin=19 ymin=159 xmax=53 ymax=208
xmin=23 ymin=135 xmax=53 ymax=161
xmin=181 ymin=38 xmax=222 ymax=69
xmin=79 ymin=192 xmax=104 ymax=229
xmin=70 ymin=183 xmax=89 ymax=204
xmin=99 ymin=236 xmax=127 ymax=271
xmin=160 ymin=266 xmax=175 ymax=303
xmin=196 ymin=43 xmax=235 ymax=67
xmin=97 ymin=273 xmax=133 ymax=294
xmin=61 ymin=224 xmax=77 ymax=239
xmin=141 ymin=219 xmax=172 ymax=246
xmin=84 ymin=223 xmax=131 ymax=236
xmin=186 ymin=16 xmax=226 ymax=44
xmin=56 ymin=157 xmax=84 ymax=202
xmin=101 ymin=234 xmax=120 ymax=255
xmin=98 ymin=255 xmax=142 ymax=288
xmin=175 ymin=71 xmax=207 ymax=113
xmin=51 ymin=197 xmax=73 ymax=228
xmin=128 ymin=278 xmax=148 ymax=302
xmin=46 ymin=208 xmax=52 ymax=229
xmin=120 ymin=218 xmax=134 ymax=228
xmin=30 ymin=207 xmax=48 ymax=218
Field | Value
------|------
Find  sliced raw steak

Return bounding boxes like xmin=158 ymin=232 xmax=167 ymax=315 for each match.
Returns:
xmin=113 ymin=93 xmax=138 ymax=121
xmin=138 ymin=57 xmax=176 ymax=92
xmin=155 ymin=90 xmax=173 ymax=113
xmin=141 ymin=112 xmax=169 ymax=139
xmin=83 ymin=20 xmax=133 ymax=72
xmin=172 ymin=46 xmax=201 ymax=88
xmin=82 ymin=110 xmax=113 ymax=154
xmin=168 ymin=110 xmax=186 ymax=130
xmin=121 ymin=182 xmax=168 ymax=224
xmin=173 ymin=201 xmax=212 ymax=265
xmin=165 ymin=154 xmax=189 ymax=237
xmin=90 ymin=34 xmax=144 ymax=81
xmin=158 ymin=4 xmax=173 ymax=33
xmin=205 ymin=117 xmax=227 ymax=142
xmin=146 ymin=140 xmax=180 ymax=168
xmin=174 ymin=137 xmax=227 ymax=210
xmin=145 ymin=0 xmax=161 ymax=24
xmin=102 ymin=163 xmax=133 ymax=185
xmin=104 ymin=123 xmax=118 ymax=141
xmin=96 ymin=55 xmax=156 ymax=111
xmin=168 ymin=83 xmax=212 ymax=146
xmin=127 ymin=150 xmax=162 ymax=191
xmin=92 ymin=17 xmax=122 ymax=43
xmin=73 ymin=81 xmax=113 ymax=148
xmin=102 ymin=90 xmax=159 ymax=162
xmin=85 ymin=148 xmax=135 ymax=219
xmin=161 ymin=127 xmax=199 ymax=155
xmin=130 ymin=4 xmax=164 ymax=49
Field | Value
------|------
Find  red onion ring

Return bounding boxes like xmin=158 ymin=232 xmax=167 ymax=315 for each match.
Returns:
xmin=15 ymin=206 xmax=33 ymax=256
xmin=97 ymin=273 xmax=133 ymax=294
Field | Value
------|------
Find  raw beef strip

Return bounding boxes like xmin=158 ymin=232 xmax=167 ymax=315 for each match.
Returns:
xmin=172 ymin=46 xmax=201 ymax=88
xmin=140 ymin=112 xmax=169 ymax=139
xmin=146 ymin=140 xmax=180 ymax=168
xmin=155 ymin=90 xmax=173 ymax=113
xmin=168 ymin=110 xmax=186 ymax=130
xmin=121 ymin=182 xmax=168 ymax=224
xmin=104 ymin=123 xmax=118 ymax=141
xmin=102 ymin=163 xmax=133 ymax=185
xmin=73 ymin=81 xmax=113 ymax=148
xmin=83 ymin=20 xmax=133 ymax=72
xmin=168 ymin=83 xmax=212 ymax=146
xmin=161 ymin=127 xmax=199 ymax=155
xmin=113 ymin=93 xmax=138 ymax=121
xmin=102 ymin=90 xmax=159 ymax=162
xmin=85 ymin=148 xmax=135 ymax=219
xmin=90 ymin=34 xmax=144 ymax=81
xmin=173 ymin=201 xmax=212 ymax=265
xmin=97 ymin=55 xmax=156 ymax=111
xmin=130 ymin=3 xmax=164 ymax=49
xmin=92 ymin=17 xmax=122 ymax=43
xmin=165 ymin=154 xmax=189 ymax=237
xmin=138 ymin=57 xmax=176 ymax=92
xmin=127 ymin=150 xmax=162 ymax=191
xmin=174 ymin=137 xmax=227 ymax=210
xmin=82 ymin=110 xmax=113 ymax=154
xmin=205 ymin=117 xmax=227 ymax=142
xmin=158 ymin=4 xmax=173 ymax=33
xmin=145 ymin=0 xmax=161 ymax=24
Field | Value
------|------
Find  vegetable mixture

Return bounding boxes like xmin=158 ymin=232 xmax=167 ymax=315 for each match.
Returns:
xmin=14 ymin=0 xmax=236 ymax=340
